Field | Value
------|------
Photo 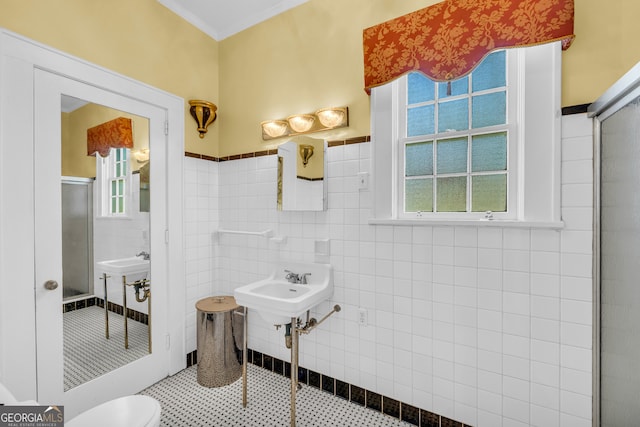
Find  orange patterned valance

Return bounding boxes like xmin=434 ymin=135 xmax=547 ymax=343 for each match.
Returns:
xmin=87 ymin=117 xmax=134 ymax=157
xmin=363 ymin=0 xmax=574 ymax=93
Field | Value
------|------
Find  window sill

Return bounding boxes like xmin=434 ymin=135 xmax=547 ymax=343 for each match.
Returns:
xmin=368 ymin=218 xmax=564 ymax=229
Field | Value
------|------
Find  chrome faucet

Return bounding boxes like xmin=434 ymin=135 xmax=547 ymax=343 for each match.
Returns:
xmin=136 ymin=251 xmax=150 ymax=260
xmin=284 ymin=270 xmax=312 ymax=284
xmin=284 ymin=270 xmax=299 ymax=284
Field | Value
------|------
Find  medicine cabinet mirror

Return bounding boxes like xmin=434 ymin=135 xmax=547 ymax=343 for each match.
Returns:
xmin=277 ymin=137 xmax=327 ymax=211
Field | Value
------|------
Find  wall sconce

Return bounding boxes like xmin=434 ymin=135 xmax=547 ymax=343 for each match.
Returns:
xmin=261 ymin=106 xmax=348 ymax=140
xmin=299 ymin=144 xmax=314 ymax=167
xmin=188 ymin=100 xmax=217 ymax=139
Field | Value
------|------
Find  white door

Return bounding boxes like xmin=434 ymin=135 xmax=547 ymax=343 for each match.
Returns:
xmin=34 ymin=69 xmax=170 ymax=418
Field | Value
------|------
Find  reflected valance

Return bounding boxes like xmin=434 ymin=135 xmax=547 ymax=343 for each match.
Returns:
xmin=363 ymin=0 xmax=574 ymax=93
xmin=87 ymin=117 xmax=133 ymax=157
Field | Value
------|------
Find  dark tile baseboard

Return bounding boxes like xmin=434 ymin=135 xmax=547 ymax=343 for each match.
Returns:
xmin=63 ymin=296 xmax=149 ymax=325
xmin=185 ymin=348 xmax=471 ymax=427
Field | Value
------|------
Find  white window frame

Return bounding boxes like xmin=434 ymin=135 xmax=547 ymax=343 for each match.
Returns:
xmin=96 ymin=147 xmax=132 ymax=218
xmin=397 ymin=49 xmax=517 ymax=219
xmin=370 ymin=42 xmax=563 ymax=227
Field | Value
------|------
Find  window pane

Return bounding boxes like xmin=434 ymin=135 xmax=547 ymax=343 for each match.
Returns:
xmin=472 ymin=132 xmax=507 ymax=172
xmin=438 ymin=77 xmax=468 ymax=99
xmin=437 ymin=137 xmax=467 ymax=174
xmin=111 ymin=197 xmax=116 ymax=214
xmin=408 ymin=105 xmax=435 ymax=136
xmin=472 ymin=50 xmax=506 ymax=92
xmin=115 ymin=148 xmax=121 ymax=161
xmin=437 ymin=176 xmax=466 ymax=212
xmin=406 ymin=141 xmax=433 ymax=176
xmin=405 ymin=178 xmax=433 ymax=212
xmin=438 ymin=99 xmax=468 ymax=132
xmin=118 ymin=179 xmax=124 ymax=196
xmin=118 ymin=196 xmax=124 ymax=213
xmin=408 ymin=73 xmax=435 ymax=104
xmin=472 ymin=91 xmax=506 ymax=128
xmin=472 ymin=174 xmax=507 ymax=212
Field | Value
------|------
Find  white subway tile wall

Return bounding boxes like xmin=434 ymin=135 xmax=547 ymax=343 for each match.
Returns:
xmin=182 ymin=113 xmax=594 ymax=426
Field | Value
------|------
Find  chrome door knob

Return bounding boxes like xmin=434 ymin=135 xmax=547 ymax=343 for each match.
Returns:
xmin=43 ymin=280 xmax=59 ymax=290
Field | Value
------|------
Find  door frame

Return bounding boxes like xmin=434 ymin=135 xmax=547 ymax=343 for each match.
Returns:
xmin=588 ymin=60 xmax=640 ymax=427
xmin=0 ymin=28 xmax=185 ymax=402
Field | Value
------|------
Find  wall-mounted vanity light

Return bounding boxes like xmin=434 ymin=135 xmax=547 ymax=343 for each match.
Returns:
xmin=188 ymin=100 xmax=217 ymax=139
xmin=261 ymin=106 xmax=348 ymax=140
xmin=261 ymin=120 xmax=289 ymax=138
xmin=132 ymin=148 xmax=149 ymax=163
xmin=287 ymin=114 xmax=315 ymax=133
xmin=299 ymin=144 xmax=314 ymax=167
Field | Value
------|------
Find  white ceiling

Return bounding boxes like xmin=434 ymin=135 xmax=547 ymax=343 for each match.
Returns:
xmin=157 ymin=0 xmax=309 ymax=41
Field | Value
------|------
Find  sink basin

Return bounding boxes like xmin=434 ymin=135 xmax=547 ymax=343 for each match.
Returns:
xmin=97 ymin=256 xmax=149 ymax=282
xmin=234 ymin=261 xmax=333 ymax=324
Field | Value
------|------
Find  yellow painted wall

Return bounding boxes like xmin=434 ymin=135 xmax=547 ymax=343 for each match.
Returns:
xmin=219 ymin=0 xmax=640 ymax=156
xmin=218 ymin=0 xmax=437 ymax=157
xmin=62 ymin=104 xmax=149 ymax=178
xmin=0 ymin=0 xmax=220 ymax=157
xmin=562 ymin=0 xmax=640 ymax=106
xmin=2 ymin=0 xmax=640 ymax=158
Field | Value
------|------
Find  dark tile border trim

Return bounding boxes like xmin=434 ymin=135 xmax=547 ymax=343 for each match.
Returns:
xmin=561 ymin=103 xmax=590 ymax=115
xmin=63 ymin=297 xmax=149 ymax=325
xmin=184 ymin=348 xmax=471 ymax=427
xmin=185 ymin=136 xmax=371 ymax=162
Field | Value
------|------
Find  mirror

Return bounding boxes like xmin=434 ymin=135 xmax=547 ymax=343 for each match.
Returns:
xmin=61 ymin=95 xmax=151 ymax=391
xmin=277 ymin=137 xmax=327 ymax=211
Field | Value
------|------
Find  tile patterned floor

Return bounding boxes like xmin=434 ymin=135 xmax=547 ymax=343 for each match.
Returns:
xmin=63 ymin=305 xmax=149 ymax=390
xmin=140 ymin=364 xmax=413 ymax=427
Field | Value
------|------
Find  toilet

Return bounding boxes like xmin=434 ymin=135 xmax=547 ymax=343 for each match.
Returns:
xmin=0 ymin=382 xmax=161 ymax=427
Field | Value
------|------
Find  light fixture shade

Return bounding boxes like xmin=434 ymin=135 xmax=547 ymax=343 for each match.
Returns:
xmin=133 ymin=148 xmax=150 ymax=163
xmin=189 ymin=100 xmax=217 ymax=139
xmin=261 ymin=120 xmax=289 ymax=138
xmin=316 ymin=107 xmax=348 ymax=128
xmin=287 ymin=114 xmax=315 ymax=133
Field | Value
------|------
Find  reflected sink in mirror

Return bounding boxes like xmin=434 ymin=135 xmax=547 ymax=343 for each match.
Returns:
xmin=97 ymin=256 xmax=149 ymax=282
xmin=234 ymin=261 xmax=333 ymax=325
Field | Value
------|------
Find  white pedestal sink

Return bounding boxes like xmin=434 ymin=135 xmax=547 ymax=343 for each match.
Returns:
xmin=234 ymin=261 xmax=333 ymax=324
xmin=97 ymin=256 xmax=149 ymax=282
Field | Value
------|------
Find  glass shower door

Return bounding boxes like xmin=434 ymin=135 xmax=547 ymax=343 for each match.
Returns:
xmin=600 ymin=96 xmax=640 ymax=426
xmin=61 ymin=178 xmax=93 ymax=300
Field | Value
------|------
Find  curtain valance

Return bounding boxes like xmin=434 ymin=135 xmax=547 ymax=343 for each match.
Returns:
xmin=363 ymin=0 xmax=574 ymax=93
xmin=87 ymin=117 xmax=134 ymax=157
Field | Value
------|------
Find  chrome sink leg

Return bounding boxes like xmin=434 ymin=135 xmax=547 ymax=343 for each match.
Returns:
xmin=243 ymin=306 xmax=248 ymax=408
xmin=290 ymin=316 xmax=298 ymax=427
xmin=123 ymin=275 xmax=129 ymax=349
xmin=103 ymin=273 xmax=109 ymax=339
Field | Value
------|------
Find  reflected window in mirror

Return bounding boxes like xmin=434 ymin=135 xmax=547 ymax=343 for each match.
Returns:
xmin=97 ymin=148 xmax=131 ymax=217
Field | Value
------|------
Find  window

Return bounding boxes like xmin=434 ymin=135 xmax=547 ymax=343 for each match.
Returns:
xmin=97 ymin=148 xmax=131 ymax=217
xmin=401 ymin=50 xmax=512 ymax=218
xmin=370 ymin=42 xmax=563 ymax=225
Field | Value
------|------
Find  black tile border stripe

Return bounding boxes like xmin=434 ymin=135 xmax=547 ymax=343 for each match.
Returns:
xmin=63 ymin=296 xmax=149 ymax=325
xmin=185 ymin=348 xmax=471 ymax=427
xmin=561 ymin=103 xmax=590 ymax=115
xmin=185 ymin=136 xmax=371 ymax=162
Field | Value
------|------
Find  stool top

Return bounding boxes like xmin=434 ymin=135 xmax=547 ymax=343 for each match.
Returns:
xmin=196 ymin=295 xmax=240 ymax=313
